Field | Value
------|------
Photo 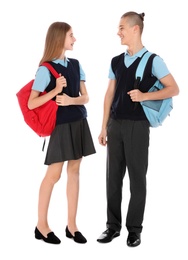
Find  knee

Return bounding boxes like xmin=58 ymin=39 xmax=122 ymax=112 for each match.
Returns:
xmin=46 ymin=173 xmax=61 ymax=185
xmin=67 ymin=160 xmax=81 ymax=176
xmin=45 ymin=163 xmax=63 ymax=184
xmin=52 ymin=174 xmax=61 ymax=184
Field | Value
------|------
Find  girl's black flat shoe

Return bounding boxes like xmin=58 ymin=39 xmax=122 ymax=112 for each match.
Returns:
xmin=35 ymin=227 xmax=61 ymax=244
xmin=65 ymin=226 xmax=87 ymax=244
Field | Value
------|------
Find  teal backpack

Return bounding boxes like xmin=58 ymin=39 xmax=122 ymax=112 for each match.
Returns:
xmin=135 ymin=51 xmax=173 ymax=127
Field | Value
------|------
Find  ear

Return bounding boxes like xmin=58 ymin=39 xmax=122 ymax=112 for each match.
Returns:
xmin=133 ymin=24 xmax=139 ymax=33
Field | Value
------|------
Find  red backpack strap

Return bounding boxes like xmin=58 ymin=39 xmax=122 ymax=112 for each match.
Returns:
xmin=41 ymin=62 xmax=60 ymax=78
xmin=39 ymin=62 xmax=59 ymax=151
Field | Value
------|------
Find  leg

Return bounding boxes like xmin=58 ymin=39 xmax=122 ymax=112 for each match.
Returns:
xmin=36 ymin=162 xmax=64 ymax=237
xmin=66 ymin=158 xmax=82 ymax=235
xmin=106 ymin=119 xmax=126 ymax=232
xmin=97 ymin=119 xmax=125 ymax=243
xmin=125 ymin=120 xmax=150 ymax=234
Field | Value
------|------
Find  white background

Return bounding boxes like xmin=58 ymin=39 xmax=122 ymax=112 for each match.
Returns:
xmin=1 ymin=0 xmax=187 ymax=259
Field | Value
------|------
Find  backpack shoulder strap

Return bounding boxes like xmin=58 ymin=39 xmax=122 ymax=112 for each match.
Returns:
xmin=133 ymin=51 xmax=155 ymax=110
xmin=37 ymin=62 xmax=60 ymax=151
xmin=136 ymin=51 xmax=154 ymax=81
xmin=41 ymin=62 xmax=60 ymax=79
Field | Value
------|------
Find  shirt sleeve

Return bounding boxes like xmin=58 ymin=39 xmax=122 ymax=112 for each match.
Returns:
xmin=152 ymin=55 xmax=170 ymax=79
xmin=79 ymin=63 xmax=86 ymax=81
xmin=108 ymin=64 xmax=116 ymax=79
xmin=32 ymin=66 xmax=51 ymax=92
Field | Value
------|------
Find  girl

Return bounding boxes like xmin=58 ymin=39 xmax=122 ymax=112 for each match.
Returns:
xmin=28 ymin=22 xmax=96 ymax=244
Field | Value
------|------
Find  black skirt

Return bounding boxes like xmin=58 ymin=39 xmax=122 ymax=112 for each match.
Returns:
xmin=44 ymin=118 xmax=96 ymax=165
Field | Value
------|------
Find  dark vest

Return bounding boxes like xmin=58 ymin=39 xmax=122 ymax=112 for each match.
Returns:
xmin=45 ymin=59 xmax=87 ymax=125
xmin=111 ymin=52 xmax=156 ymax=121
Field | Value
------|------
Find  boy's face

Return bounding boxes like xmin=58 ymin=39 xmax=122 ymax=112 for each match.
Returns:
xmin=117 ymin=18 xmax=135 ymax=46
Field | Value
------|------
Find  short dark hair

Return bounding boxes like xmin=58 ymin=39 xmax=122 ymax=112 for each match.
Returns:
xmin=121 ymin=11 xmax=145 ymax=33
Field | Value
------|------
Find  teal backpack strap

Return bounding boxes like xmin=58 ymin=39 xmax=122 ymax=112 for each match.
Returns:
xmin=133 ymin=51 xmax=153 ymax=110
xmin=136 ymin=51 xmax=153 ymax=81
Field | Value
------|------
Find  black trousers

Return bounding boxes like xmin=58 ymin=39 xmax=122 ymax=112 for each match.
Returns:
xmin=106 ymin=119 xmax=150 ymax=233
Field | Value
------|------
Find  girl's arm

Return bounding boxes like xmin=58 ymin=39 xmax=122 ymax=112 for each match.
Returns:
xmin=56 ymin=81 xmax=89 ymax=106
xmin=28 ymin=75 xmax=66 ymax=109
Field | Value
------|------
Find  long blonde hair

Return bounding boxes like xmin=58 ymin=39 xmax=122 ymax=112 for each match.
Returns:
xmin=39 ymin=22 xmax=71 ymax=65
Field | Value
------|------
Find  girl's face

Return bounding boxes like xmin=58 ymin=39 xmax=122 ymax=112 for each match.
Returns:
xmin=64 ymin=28 xmax=76 ymax=51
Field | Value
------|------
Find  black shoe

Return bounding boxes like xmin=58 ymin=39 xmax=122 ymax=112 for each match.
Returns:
xmin=97 ymin=228 xmax=120 ymax=243
xmin=65 ymin=226 xmax=87 ymax=244
xmin=127 ymin=232 xmax=141 ymax=247
xmin=34 ymin=227 xmax=61 ymax=244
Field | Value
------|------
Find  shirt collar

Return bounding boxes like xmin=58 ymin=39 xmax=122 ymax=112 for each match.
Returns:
xmin=52 ymin=57 xmax=70 ymax=66
xmin=125 ymin=47 xmax=147 ymax=58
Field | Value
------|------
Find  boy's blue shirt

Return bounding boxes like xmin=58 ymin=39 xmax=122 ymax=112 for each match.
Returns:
xmin=108 ymin=47 xmax=170 ymax=80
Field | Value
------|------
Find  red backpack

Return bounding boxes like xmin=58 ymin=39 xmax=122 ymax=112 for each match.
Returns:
xmin=16 ymin=62 xmax=59 ymax=138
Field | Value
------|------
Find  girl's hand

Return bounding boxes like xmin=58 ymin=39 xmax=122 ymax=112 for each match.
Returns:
xmin=56 ymin=93 xmax=72 ymax=106
xmin=55 ymin=73 xmax=67 ymax=94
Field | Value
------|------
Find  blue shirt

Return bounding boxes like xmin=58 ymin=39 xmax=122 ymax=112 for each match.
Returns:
xmin=108 ymin=47 xmax=170 ymax=80
xmin=32 ymin=57 xmax=86 ymax=92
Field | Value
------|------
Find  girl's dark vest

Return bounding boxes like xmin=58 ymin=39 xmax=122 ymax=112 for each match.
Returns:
xmin=111 ymin=52 xmax=156 ymax=121
xmin=45 ymin=59 xmax=87 ymax=125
